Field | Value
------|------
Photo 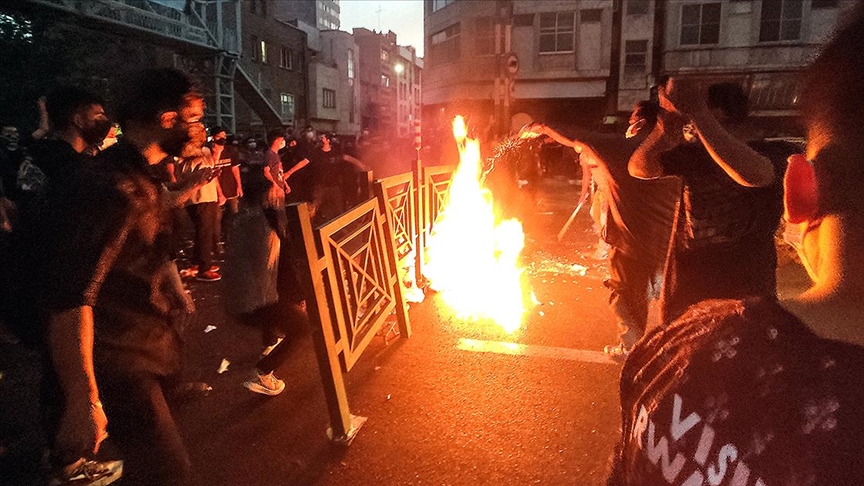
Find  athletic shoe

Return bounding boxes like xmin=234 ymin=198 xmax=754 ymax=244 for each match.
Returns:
xmin=49 ymin=458 xmax=123 ymax=486
xmin=243 ymin=371 xmax=285 ymax=396
xmin=604 ymin=343 xmax=630 ymax=360
xmin=196 ymin=269 xmax=222 ymax=282
xmin=261 ymin=337 xmax=284 ymax=357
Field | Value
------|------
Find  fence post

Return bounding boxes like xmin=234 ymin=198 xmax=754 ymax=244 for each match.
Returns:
xmin=286 ymin=202 xmax=364 ymax=444
xmin=412 ymin=158 xmax=425 ymax=286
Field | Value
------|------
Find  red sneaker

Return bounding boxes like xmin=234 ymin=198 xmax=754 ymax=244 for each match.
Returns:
xmin=196 ymin=269 xmax=222 ymax=282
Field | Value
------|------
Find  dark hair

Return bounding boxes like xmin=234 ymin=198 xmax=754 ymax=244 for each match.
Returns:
xmin=45 ymin=87 xmax=105 ymax=131
xmin=800 ymin=2 xmax=864 ymax=215
xmin=211 ymin=126 xmax=226 ymax=137
xmin=267 ymin=128 xmax=285 ymax=144
xmin=707 ymin=82 xmax=749 ymax=122
xmin=632 ymin=100 xmax=659 ymax=127
xmin=116 ymin=68 xmax=201 ymax=128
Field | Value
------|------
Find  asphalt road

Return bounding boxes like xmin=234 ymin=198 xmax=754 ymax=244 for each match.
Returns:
xmin=0 ymin=176 xmax=810 ymax=485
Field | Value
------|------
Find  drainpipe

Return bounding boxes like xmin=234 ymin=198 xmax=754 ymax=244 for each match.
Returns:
xmin=606 ymin=0 xmax=623 ymax=119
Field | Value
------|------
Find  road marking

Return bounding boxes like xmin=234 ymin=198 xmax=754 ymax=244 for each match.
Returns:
xmin=456 ymin=338 xmax=618 ymax=365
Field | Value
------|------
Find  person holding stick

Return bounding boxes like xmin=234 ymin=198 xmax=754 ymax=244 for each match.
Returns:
xmin=522 ymin=101 xmax=679 ymax=357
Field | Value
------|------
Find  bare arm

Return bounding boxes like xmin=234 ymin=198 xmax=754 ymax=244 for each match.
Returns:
xmin=49 ymin=307 xmax=108 ymax=454
xmin=31 ymin=96 xmax=50 ymax=141
xmin=284 ymin=158 xmax=310 ymax=180
xmin=689 ymin=108 xmax=775 ymax=187
xmin=628 ymin=111 xmax=685 ymax=180
xmin=342 ymin=154 xmax=369 ymax=171
xmin=231 ymin=165 xmax=243 ymax=197
xmin=659 ymin=77 xmax=774 ymax=187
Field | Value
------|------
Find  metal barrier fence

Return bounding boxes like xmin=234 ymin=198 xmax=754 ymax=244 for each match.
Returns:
xmin=290 ymin=160 xmax=455 ymax=443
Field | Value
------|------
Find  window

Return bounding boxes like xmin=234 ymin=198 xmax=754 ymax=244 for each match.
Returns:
xmin=680 ymin=3 xmax=721 ymax=45
xmin=432 ymin=0 xmax=454 ymax=12
xmin=430 ymin=23 xmax=461 ymax=65
xmin=251 ymin=35 xmax=259 ymax=61
xmin=347 ymin=49 xmax=355 ymax=79
xmin=539 ymin=12 xmax=576 ymax=53
xmin=280 ymin=47 xmax=294 ymax=69
xmin=627 ymin=0 xmax=649 ymax=15
xmin=260 ymin=39 xmax=268 ymax=64
xmin=759 ymin=0 xmax=802 ymax=42
xmin=474 ymin=18 xmax=504 ymax=56
xmin=323 ymin=88 xmax=336 ymax=109
xmin=624 ymin=40 xmax=648 ymax=75
xmin=381 ymin=50 xmax=389 ymax=61
xmin=280 ymin=93 xmax=295 ymax=122
xmin=381 ymin=75 xmax=390 ymax=87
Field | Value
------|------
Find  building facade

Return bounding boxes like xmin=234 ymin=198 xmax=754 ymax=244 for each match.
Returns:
xmin=425 ymin=0 xmax=855 ymax=136
xmin=237 ymin=0 xmax=309 ymax=134
xmin=308 ymin=29 xmax=361 ymax=137
xmin=353 ymin=28 xmax=399 ymax=137
xmin=423 ymin=0 xmax=615 ymax=134
xmin=273 ymin=0 xmax=340 ymax=31
xmin=395 ymin=45 xmax=423 ymax=138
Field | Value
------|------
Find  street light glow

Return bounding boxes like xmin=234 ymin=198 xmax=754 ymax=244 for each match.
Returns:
xmin=393 ymin=63 xmax=405 ymax=74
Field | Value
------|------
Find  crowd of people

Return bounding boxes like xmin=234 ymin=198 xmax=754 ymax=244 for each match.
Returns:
xmin=2 ymin=4 xmax=864 ymax=484
xmin=0 ymin=68 xmax=371 ymax=484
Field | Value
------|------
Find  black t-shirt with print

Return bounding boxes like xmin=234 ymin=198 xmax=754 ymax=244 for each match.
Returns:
xmin=216 ymin=146 xmax=242 ymax=199
xmin=657 ymin=140 xmax=796 ymax=323
xmin=611 ymin=297 xmax=864 ymax=486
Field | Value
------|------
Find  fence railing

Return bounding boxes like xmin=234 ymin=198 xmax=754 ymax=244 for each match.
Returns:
xmin=292 ymin=159 xmax=455 ymax=443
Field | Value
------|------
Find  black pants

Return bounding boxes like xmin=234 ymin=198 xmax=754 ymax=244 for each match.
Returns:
xmin=98 ymin=370 xmax=191 ymax=485
xmin=186 ymin=202 xmax=219 ymax=271
xmin=606 ymin=247 xmax=660 ymax=348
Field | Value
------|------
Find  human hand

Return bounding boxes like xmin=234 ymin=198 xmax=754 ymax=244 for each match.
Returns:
xmin=0 ymin=197 xmax=15 ymax=233
xmin=659 ymin=77 xmax=707 ymax=118
xmin=56 ymin=398 xmax=109 ymax=455
xmin=519 ymin=123 xmax=545 ymax=139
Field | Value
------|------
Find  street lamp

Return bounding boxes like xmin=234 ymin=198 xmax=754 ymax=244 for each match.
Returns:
xmin=393 ymin=63 xmax=405 ymax=74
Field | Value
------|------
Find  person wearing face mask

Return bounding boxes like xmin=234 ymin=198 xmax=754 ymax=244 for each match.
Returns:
xmin=42 ymin=69 xmax=204 ymax=485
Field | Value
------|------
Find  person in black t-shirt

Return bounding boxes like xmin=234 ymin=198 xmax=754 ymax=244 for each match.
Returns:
xmin=629 ymin=79 xmax=791 ymax=325
xmin=44 ymin=69 xmax=203 ymax=485
xmin=305 ymin=132 xmax=368 ymax=224
xmin=522 ymin=101 xmax=680 ymax=358
xmin=611 ymin=7 xmax=864 ymax=484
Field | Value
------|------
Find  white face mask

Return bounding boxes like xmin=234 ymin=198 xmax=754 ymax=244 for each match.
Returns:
xmin=783 ymin=220 xmax=818 ymax=281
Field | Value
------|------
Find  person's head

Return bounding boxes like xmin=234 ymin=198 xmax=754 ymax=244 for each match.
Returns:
xmin=706 ymin=82 xmax=749 ymax=124
xmin=0 ymin=126 xmax=19 ymax=150
xmin=784 ymin=4 xmax=864 ymax=283
xmin=211 ymin=126 xmax=227 ymax=147
xmin=268 ymin=128 xmax=286 ymax=151
xmin=45 ymin=87 xmax=111 ymax=147
xmin=245 ymin=136 xmax=258 ymax=151
xmin=319 ymin=132 xmax=332 ymax=150
xmin=304 ymin=125 xmax=316 ymax=142
xmin=626 ymin=100 xmax=659 ymax=138
xmin=116 ymin=68 xmax=204 ymax=158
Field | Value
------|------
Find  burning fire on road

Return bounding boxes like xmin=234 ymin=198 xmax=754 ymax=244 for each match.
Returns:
xmin=423 ymin=116 xmax=533 ymax=334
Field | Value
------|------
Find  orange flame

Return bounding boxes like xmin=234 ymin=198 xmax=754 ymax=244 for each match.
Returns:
xmin=423 ymin=116 xmax=530 ymax=333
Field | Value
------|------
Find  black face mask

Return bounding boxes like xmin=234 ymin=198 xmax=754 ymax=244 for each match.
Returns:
xmin=212 ymin=139 xmax=227 ymax=146
xmin=82 ymin=119 xmax=113 ymax=147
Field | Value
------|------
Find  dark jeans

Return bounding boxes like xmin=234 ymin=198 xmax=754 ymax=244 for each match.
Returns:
xmin=186 ymin=201 xmax=219 ymax=271
xmin=606 ymin=247 xmax=660 ymax=348
xmin=312 ymin=184 xmax=344 ymax=225
xmin=98 ymin=370 xmax=191 ymax=485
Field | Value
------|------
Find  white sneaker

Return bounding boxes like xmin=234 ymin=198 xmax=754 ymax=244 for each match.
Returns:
xmin=261 ymin=337 xmax=284 ymax=357
xmin=49 ymin=458 xmax=123 ymax=486
xmin=243 ymin=371 xmax=285 ymax=396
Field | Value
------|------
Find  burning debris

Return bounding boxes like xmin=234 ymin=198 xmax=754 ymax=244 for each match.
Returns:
xmin=423 ymin=117 xmax=535 ymax=334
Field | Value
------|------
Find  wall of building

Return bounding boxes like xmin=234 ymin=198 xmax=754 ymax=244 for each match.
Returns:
xmin=617 ymin=0 xmax=657 ymax=112
xmin=354 ymin=28 xmax=399 ymax=136
xmin=320 ymin=30 xmax=362 ymax=137
xmin=237 ymin=2 xmax=308 ymax=132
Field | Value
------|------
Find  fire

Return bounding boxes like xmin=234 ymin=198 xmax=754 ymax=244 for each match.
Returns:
xmin=423 ymin=116 xmax=530 ymax=334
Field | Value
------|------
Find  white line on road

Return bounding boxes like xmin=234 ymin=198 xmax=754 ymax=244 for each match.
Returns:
xmin=456 ymin=338 xmax=618 ymax=365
